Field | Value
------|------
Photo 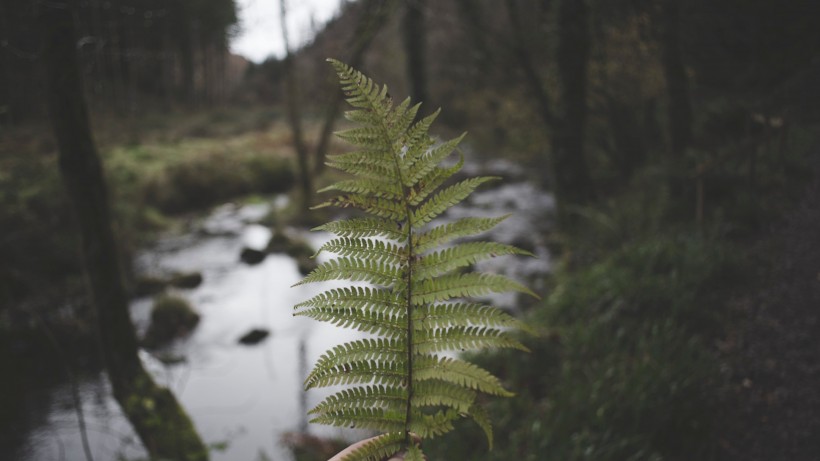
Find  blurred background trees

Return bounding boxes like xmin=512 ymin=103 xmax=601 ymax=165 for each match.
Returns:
xmin=2 ymin=0 xmax=820 ymax=459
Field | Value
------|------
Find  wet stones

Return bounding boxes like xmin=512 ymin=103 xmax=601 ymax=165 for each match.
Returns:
xmin=240 ymin=247 xmax=267 ymax=265
xmin=237 ymin=328 xmax=270 ymax=345
xmin=143 ymin=294 xmax=200 ymax=348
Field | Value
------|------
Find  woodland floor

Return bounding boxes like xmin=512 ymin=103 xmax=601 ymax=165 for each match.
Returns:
xmin=721 ymin=148 xmax=820 ymax=460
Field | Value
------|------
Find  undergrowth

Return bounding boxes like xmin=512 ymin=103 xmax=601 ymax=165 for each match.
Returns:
xmin=421 ymin=133 xmax=819 ymax=459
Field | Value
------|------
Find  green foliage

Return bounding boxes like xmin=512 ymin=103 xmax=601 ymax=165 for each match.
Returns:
xmin=293 ymin=60 xmax=536 ymax=460
xmin=425 ymin=234 xmax=739 ymax=461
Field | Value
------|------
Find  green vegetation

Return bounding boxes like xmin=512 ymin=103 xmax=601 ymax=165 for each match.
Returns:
xmin=421 ymin=132 xmax=815 ymax=460
xmin=292 ymin=61 xmax=536 ymax=460
xmin=0 ymin=108 xmax=305 ymax=308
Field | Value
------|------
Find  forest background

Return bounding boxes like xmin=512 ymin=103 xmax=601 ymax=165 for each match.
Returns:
xmin=2 ymin=0 xmax=820 ymax=460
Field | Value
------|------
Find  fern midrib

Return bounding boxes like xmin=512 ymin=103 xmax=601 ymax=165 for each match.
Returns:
xmin=379 ymin=105 xmax=416 ymax=450
xmin=393 ymin=137 xmax=416 ymax=450
xmin=357 ymin=82 xmax=418 ymax=449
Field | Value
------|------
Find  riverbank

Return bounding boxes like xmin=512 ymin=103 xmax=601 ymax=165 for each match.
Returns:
xmin=0 ymin=106 xmax=340 ymax=327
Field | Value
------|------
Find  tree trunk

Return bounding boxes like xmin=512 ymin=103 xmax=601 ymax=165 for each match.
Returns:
xmin=660 ymin=0 xmax=693 ymax=157
xmin=280 ymin=0 xmax=313 ymax=208
xmin=403 ymin=0 xmax=428 ymax=106
xmin=41 ymin=5 xmax=208 ymax=460
xmin=554 ymin=0 xmax=594 ymax=212
xmin=505 ymin=0 xmax=594 ymax=222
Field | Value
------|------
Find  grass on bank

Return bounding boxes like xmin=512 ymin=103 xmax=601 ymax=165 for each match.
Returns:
xmin=0 ymin=106 xmax=349 ymax=315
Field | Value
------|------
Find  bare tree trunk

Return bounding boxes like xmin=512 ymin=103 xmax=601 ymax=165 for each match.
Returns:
xmin=553 ymin=0 xmax=594 ymax=210
xmin=660 ymin=0 xmax=693 ymax=157
xmin=505 ymin=0 xmax=557 ymax=128
xmin=403 ymin=0 xmax=428 ymax=106
xmin=506 ymin=0 xmax=593 ymax=222
xmin=41 ymin=5 xmax=208 ymax=460
xmin=280 ymin=0 xmax=313 ymax=208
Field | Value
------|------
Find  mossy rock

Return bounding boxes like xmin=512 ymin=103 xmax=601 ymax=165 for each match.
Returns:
xmin=237 ymin=328 xmax=270 ymax=345
xmin=266 ymin=229 xmax=314 ymax=258
xmin=133 ymin=275 xmax=168 ymax=297
xmin=143 ymin=294 xmax=200 ymax=348
xmin=265 ymin=229 xmax=316 ymax=274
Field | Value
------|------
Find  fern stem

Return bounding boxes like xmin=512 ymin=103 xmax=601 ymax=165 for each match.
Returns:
xmin=391 ymin=145 xmax=414 ymax=449
xmin=403 ymin=212 xmax=415 ymax=448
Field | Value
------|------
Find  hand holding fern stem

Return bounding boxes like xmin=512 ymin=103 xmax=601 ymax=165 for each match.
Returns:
xmin=294 ymin=59 xmax=538 ymax=461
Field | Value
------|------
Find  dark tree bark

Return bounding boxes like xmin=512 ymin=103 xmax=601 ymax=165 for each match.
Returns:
xmin=606 ymin=97 xmax=647 ymax=181
xmin=403 ymin=0 xmax=428 ymax=106
xmin=41 ymin=5 xmax=207 ymax=460
xmin=553 ymin=0 xmax=595 ymax=209
xmin=454 ymin=0 xmax=490 ymax=72
xmin=506 ymin=0 xmax=593 ymax=221
xmin=505 ymin=0 xmax=557 ymax=128
xmin=660 ymin=0 xmax=693 ymax=157
xmin=280 ymin=0 xmax=313 ymax=208
xmin=172 ymin=0 xmax=196 ymax=103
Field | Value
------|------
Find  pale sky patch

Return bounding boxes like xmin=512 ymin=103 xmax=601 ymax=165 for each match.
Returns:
xmin=231 ymin=0 xmax=343 ymax=63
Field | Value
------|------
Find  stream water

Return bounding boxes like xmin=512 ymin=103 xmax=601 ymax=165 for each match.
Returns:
xmin=9 ymin=159 xmax=553 ymax=461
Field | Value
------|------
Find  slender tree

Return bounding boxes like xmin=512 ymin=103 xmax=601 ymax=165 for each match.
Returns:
xmin=553 ymin=0 xmax=594 ymax=207
xmin=403 ymin=0 xmax=428 ymax=106
xmin=279 ymin=0 xmax=313 ymax=208
xmin=41 ymin=4 xmax=207 ymax=460
xmin=660 ymin=0 xmax=693 ymax=157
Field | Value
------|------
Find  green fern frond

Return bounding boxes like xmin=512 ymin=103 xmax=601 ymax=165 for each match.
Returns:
xmin=339 ymin=433 xmax=405 ymax=461
xmin=308 ymin=339 xmax=406 ymax=384
xmin=407 ymin=151 xmax=465 ymax=206
xmin=318 ymin=178 xmax=404 ymax=201
xmin=411 ymin=380 xmax=477 ymax=413
xmin=295 ymin=257 xmax=400 ymax=287
xmin=416 ymin=242 xmax=532 ymax=280
xmin=310 ymin=407 xmax=405 ymax=432
xmin=296 ymin=305 xmax=405 ymax=336
xmin=305 ymin=359 xmax=407 ymax=389
xmin=404 ymin=133 xmax=466 ymax=187
xmin=314 ymin=237 xmax=406 ymax=264
xmin=313 ymin=194 xmax=406 ymax=221
xmin=413 ymin=355 xmax=514 ymax=397
xmin=408 ymin=409 xmax=459 ymax=438
xmin=414 ymin=302 xmax=536 ymax=334
xmin=294 ymin=286 xmax=404 ymax=315
xmin=313 ymin=218 xmax=405 ymax=241
xmin=309 ymin=385 xmax=407 ymax=416
xmin=468 ymin=403 xmax=494 ymax=450
xmin=412 ymin=273 xmax=539 ymax=304
xmin=403 ymin=444 xmax=425 ymax=461
xmin=414 ymin=326 xmax=529 ymax=354
xmin=293 ymin=60 xmax=536 ymax=459
xmin=414 ymin=215 xmax=511 ymax=253
xmin=411 ymin=176 xmax=498 ymax=226
xmin=325 ymin=150 xmax=396 ymax=179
